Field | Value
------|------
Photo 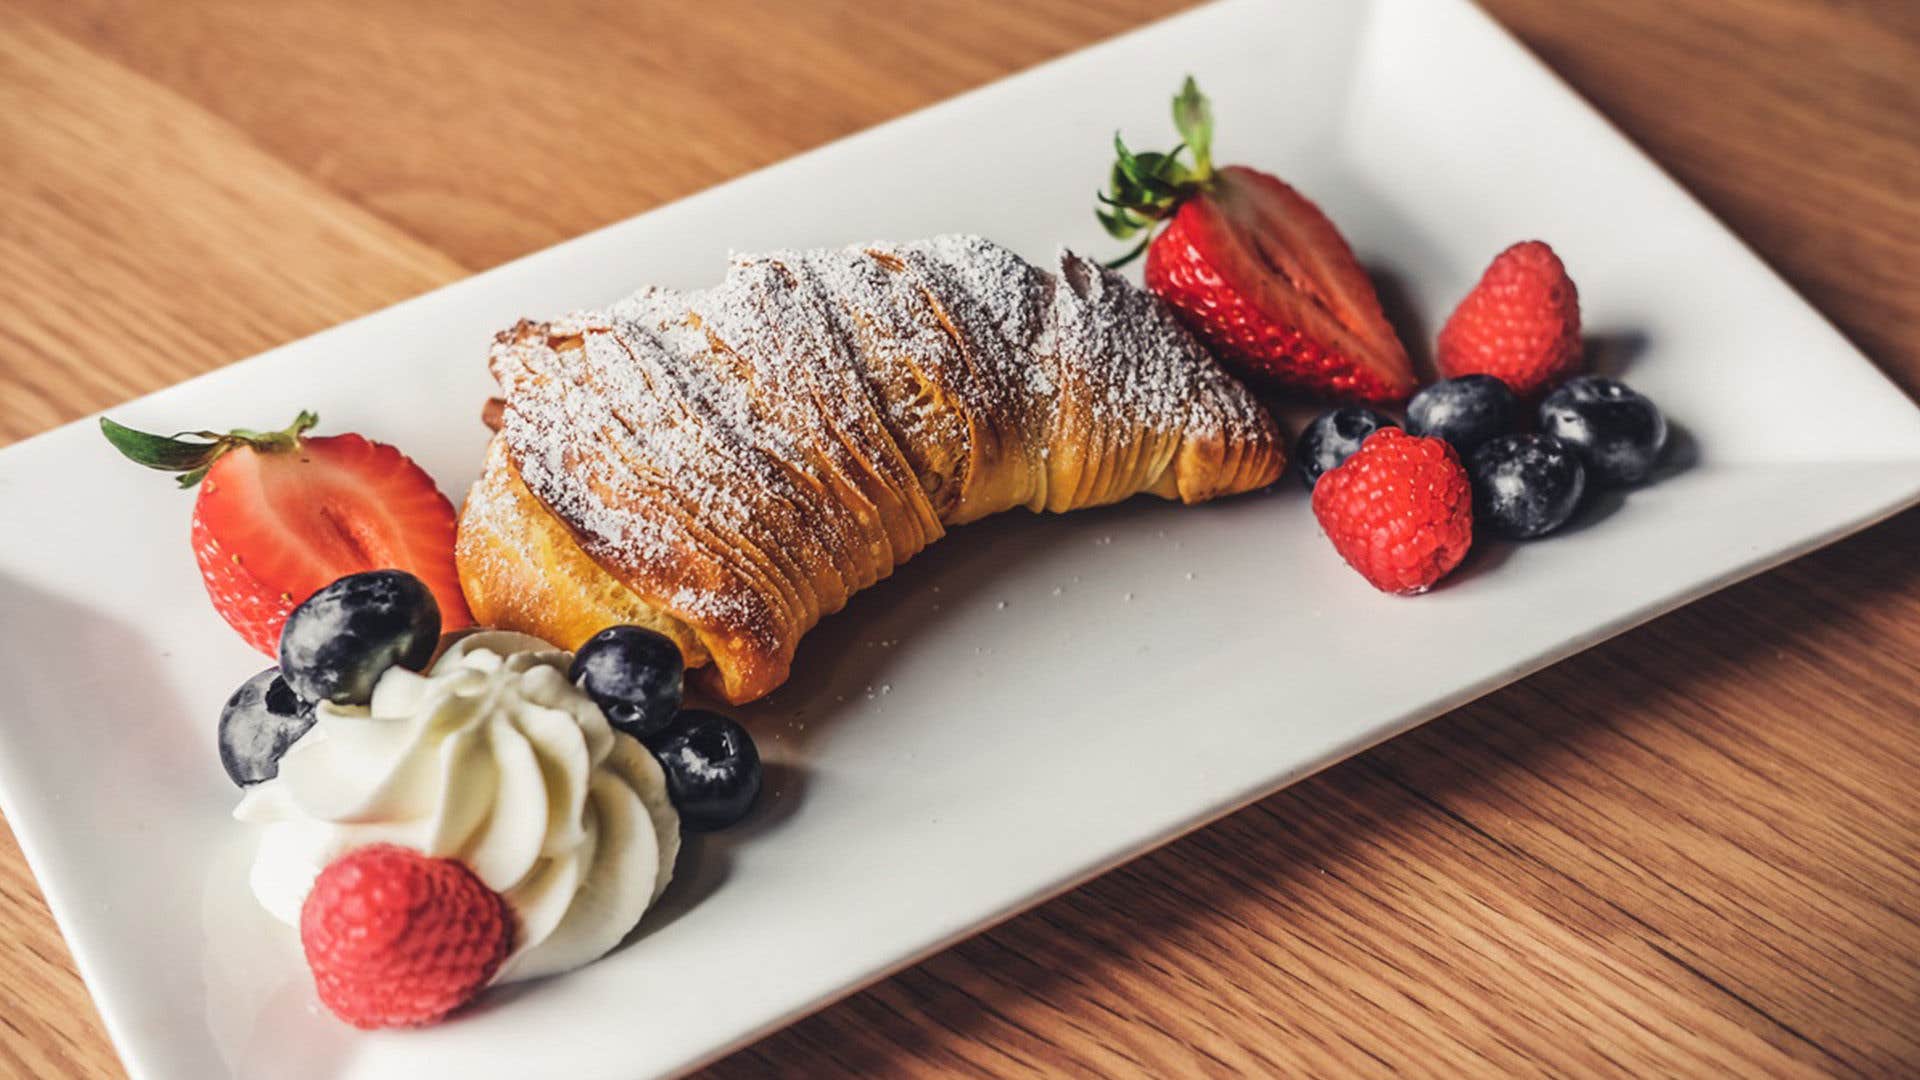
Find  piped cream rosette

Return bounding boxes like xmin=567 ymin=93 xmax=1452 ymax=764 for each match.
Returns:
xmin=235 ymin=630 xmax=679 ymax=983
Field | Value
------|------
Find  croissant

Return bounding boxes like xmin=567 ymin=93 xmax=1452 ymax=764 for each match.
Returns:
xmin=456 ymin=236 xmax=1283 ymax=703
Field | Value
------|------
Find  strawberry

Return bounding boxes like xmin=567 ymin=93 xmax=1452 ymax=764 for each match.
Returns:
xmin=1311 ymin=428 xmax=1473 ymax=595
xmin=1097 ymin=78 xmax=1415 ymax=404
xmin=300 ymin=844 xmax=512 ymax=1029
xmin=101 ymin=412 xmax=472 ymax=655
xmin=1437 ymin=240 xmax=1582 ymax=398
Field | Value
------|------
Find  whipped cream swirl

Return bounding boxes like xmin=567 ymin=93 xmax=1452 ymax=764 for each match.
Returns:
xmin=235 ymin=630 xmax=680 ymax=984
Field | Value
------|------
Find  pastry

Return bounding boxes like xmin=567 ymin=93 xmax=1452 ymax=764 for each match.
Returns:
xmin=457 ymin=235 xmax=1283 ymax=703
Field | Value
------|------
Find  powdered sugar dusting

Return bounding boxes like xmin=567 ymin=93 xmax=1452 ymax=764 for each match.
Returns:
xmin=487 ymin=235 xmax=1275 ymax=687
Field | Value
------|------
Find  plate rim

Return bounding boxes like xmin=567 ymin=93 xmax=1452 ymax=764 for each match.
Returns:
xmin=0 ymin=1 xmax=1916 ymax=1077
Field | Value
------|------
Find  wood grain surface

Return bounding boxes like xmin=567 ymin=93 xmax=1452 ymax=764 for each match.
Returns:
xmin=2 ymin=1 xmax=1916 ymax=1076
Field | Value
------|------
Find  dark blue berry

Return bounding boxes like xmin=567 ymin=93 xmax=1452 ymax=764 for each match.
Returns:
xmin=1406 ymin=374 xmax=1518 ymax=453
xmin=1295 ymin=407 xmax=1397 ymax=490
xmin=1469 ymin=434 xmax=1587 ymax=539
xmin=1538 ymin=376 xmax=1667 ymax=486
xmin=278 ymin=570 xmax=440 ymax=706
xmin=646 ymin=710 xmax=761 ymax=832
xmin=218 ymin=667 xmax=316 ymax=786
xmin=570 ymin=625 xmax=685 ymax=740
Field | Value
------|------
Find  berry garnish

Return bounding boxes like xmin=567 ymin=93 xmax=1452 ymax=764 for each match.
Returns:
xmin=1294 ymin=407 xmax=1397 ymax=491
xmin=1437 ymin=240 xmax=1583 ymax=399
xmin=1469 ymin=434 xmax=1587 ymax=539
xmin=279 ymin=570 xmax=440 ymax=706
xmin=100 ymin=412 xmax=472 ymax=656
xmin=1538 ymin=376 xmax=1668 ymax=486
xmin=1405 ymin=374 xmax=1518 ymax=454
xmin=570 ymin=625 xmax=686 ymax=740
xmin=217 ymin=667 xmax=316 ymax=786
xmin=300 ymin=844 xmax=512 ymax=1029
xmin=1311 ymin=428 xmax=1474 ymax=595
xmin=646 ymin=710 xmax=762 ymax=832
xmin=1096 ymin=78 xmax=1415 ymax=403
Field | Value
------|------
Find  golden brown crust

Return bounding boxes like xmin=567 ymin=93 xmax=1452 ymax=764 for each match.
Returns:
xmin=456 ymin=437 xmax=711 ymax=663
xmin=459 ymin=237 xmax=1283 ymax=703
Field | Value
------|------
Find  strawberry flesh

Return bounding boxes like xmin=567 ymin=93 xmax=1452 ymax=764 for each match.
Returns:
xmin=194 ymin=434 xmax=471 ymax=655
xmin=1146 ymin=166 xmax=1415 ymax=404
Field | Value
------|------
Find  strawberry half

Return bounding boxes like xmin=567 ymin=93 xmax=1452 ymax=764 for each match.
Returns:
xmin=1097 ymin=79 xmax=1415 ymax=404
xmin=102 ymin=412 xmax=472 ymax=655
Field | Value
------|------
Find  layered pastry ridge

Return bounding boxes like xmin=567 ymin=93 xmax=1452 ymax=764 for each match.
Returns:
xmin=458 ymin=236 xmax=1283 ymax=703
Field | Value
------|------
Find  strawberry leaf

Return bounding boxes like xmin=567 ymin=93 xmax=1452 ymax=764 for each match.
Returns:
xmin=1095 ymin=79 xmax=1222 ymax=263
xmin=1107 ymin=161 xmax=1147 ymax=208
xmin=99 ymin=418 xmax=225 ymax=473
xmin=1129 ymin=149 xmax=1190 ymax=194
xmin=175 ymin=462 xmax=216 ymax=489
xmin=1095 ymin=191 xmax=1157 ymax=217
xmin=100 ymin=410 xmax=319 ymax=488
xmin=230 ymin=410 xmax=319 ymax=450
xmin=1172 ymin=76 xmax=1213 ymax=177
xmin=1112 ymin=132 xmax=1143 ymax=180
xmin=1096 ymin=205 xmax=1145 ymax=240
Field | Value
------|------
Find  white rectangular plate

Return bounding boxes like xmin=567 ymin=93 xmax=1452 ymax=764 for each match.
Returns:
xmin=3 ymin=1 xmax=1918 ymax=1077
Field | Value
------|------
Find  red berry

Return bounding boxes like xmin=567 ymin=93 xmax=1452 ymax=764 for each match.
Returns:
xmin=1093 ymin=79 xmax=1414 ymax=404
xmin=1436 ymin=240 xmax=1582 ymax=399
xmin=1145 ymin=168 xmax=1417 ymax=405
xmin=1311 ymin=428 xmax=1474 ymax=595
xmin=300 ymin=844 xmax=512 ymax=1029
xmin=103 ymin=413 xmax=473 ymax=656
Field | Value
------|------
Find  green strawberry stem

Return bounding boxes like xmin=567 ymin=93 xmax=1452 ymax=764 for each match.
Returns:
xmin=1096 ymin=75 xmax=1217 ymax=268
xmin=1171 ymin=76 xmax=1213 ymax=176
xmin=101 ymin=410 xmax=318 ymax=488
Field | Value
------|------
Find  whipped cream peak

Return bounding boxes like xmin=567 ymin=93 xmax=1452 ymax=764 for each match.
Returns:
xmin=236 ymin=629 xmax=679 ymax=984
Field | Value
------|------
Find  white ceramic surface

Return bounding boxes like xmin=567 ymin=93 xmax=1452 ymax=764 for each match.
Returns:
xmin=3 ymin=1 xmax=1918 ymax=1077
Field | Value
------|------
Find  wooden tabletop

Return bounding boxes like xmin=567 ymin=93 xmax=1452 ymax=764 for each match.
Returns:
xmin=2 ymin=1 xmax=1916 ymax=1075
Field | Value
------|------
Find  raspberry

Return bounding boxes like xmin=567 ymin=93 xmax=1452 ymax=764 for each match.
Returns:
xmin=1437 ymin=240 xmax=1582 ymax=399
xmin=1311 ymin=428 xmax=1474 ymax=595
xmin=300 ymin=844 xmax=513 ymax=1029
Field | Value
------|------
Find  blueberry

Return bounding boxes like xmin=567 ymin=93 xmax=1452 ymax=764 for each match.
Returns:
xmin=646 ymin=710 xmax=761 ymax=832
xmin=278 ymin=570 xmax=440 ymax=706
xmin=1295 ymin=407 xmax=1397 ymax=490
xmin=570 ymin=625 xmax=685 ymax=739
xmin=1469 ymin=434 xmax=1587 ymax=539
xmin=218 ymin=667 xmax=316 ymax=786
xmin=1406 ymin=374 xmax=1518 ymax=453
xmin=1538 ymin=376 xmax=1667 ymax=486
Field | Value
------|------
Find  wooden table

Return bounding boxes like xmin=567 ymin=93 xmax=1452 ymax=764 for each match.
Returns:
xmin=2 ymin=1 xmax=1915 ymax=1075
